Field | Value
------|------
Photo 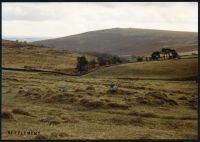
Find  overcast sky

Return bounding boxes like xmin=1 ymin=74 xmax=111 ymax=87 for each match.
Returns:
xmin=2 ymin=2 xmax=198 ymax=38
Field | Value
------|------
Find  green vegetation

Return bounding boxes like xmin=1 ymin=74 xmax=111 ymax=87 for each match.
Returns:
xmin=76 ymin=56 xmax=89 ymax=74
xmin=85 ymin=58 xmax=197 ymax=80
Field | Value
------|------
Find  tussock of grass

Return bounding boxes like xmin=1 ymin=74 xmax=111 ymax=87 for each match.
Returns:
xmin=12 ymin=108 xmax=35 ymax=117
xmin=100 ymin=98 xmax=111 ymax=102
xmin=86 ymin=86 xmax=95 ymax=90
xmin=60 ymin=115 xmax=79 ymax=123
xmin=33 ymin=134 xmax=49 ymax=140
xmin=187 ymin=99 xmax=197 ymax=109
xmin=38 ymin=116 xmax=62 ymax=125
xmin=104 ymin=116 xmax=144 ymax=126
xmin=79 ymin=98 xmax=129 ymax=109
xmin=178 ymin=96 xmax=187 ymax=100
xmin=17 ymin=87 xmax=78 ymax=104
xmin=79 ymin=98 xmax=105 ymax=108
xmin=44 ymin=94 xmax=65 ymax=103
xmin=136 ymin=91 xmax=178 ymax=106
xmin=74 ymin=88 xmax=85 ymax=92
xmin=20 ymin=88 xmax=43 ymax=99
xmin=106 ymin=102 xmax=129 ymax=109
xmin=87 ymin=92 xmax=94 ymax=96
xmin=50 ymin=132 xmax=70 ymax=138
xmin=107 ymin=89 xmax=133 ymax=95
xmin=128 ymin=111 xmax=159 ymax=118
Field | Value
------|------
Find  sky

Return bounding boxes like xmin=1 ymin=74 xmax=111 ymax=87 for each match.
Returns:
xmin=2 ymin=2 xmax=198 ymax=38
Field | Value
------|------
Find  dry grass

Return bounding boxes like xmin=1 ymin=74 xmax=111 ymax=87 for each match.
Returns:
xmin=104 ymin=116 xmax=144 ymax=126
xmin=12 ymin=108 xmax=35 ymax=117
xmin=60 ymin=115 xmax=79 ymax=123
xmin=79 ymin=98 xmax=105 ymax=108
xmin=33 ymin=134 xmax=49 ymax=140
xmin=2 ymin=43 xmax=197 ymax=139
xmin=50 ymin=132 xmax=70 ymax=139
xmin=136 ymin=91 xmax=178 ymax=106
xmin=2 ymin=70 xmax=197 ymax=139
xmin=106 ymin=102 xmax=129 ymax=109
xmin=86 ymin=86 xmax=95 ymax=90
xmin=2 ymin=40 xmax=95 ymax=73
xmin=38 ymin=116 xmax=62 ymax=125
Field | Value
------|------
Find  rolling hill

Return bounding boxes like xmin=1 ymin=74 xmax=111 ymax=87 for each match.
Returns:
xmin=84 ymin=58 xmax=197 ymax=80
xmin=2 ymin=40 xmax=95 ymax=73
xmin=32 ymin=28 xmax=198 ymax=56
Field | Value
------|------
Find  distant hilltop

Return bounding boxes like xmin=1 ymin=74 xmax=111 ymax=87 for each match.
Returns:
xmin=3 ymin=36 xmax=53 ymax=42
xmin=32 ymin=28 xmax=198 ymax=56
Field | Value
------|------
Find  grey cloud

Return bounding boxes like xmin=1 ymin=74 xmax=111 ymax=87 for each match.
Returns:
xmin=2 ymin=2 xmax=198 ymax=37
xmin=2 ymin=3 xmax=63 ymax=21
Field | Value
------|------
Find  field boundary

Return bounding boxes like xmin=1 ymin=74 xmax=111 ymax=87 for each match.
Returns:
xmin=2 ymin=67 xmax=197 ymax=81
xmin=2 ymin=67 xmax=77 ymax=76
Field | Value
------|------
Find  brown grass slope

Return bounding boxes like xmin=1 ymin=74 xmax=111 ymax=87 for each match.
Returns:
xmin=2 ymin=40 xmax=94 ymax=73
xmin=32 ymin=28 xmax=198 ymax=56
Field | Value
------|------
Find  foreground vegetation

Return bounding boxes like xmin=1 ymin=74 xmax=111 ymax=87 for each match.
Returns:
xmin=2 ymin=40 xmax=198 ymax=139
xmin=2 ymin=70 xmax=197 ymax=139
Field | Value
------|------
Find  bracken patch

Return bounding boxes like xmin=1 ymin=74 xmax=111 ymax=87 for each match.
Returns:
xmin=2 ymin=111 xmax=15 ymax=120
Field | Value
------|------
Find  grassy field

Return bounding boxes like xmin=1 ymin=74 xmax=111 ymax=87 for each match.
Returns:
xmin=85 ymin=58 xmax=197 ymax=80
xmin=2 ymin=70 xmax=197 ymax=139
xmin=2 ymin=40 xmax=198 ymax=139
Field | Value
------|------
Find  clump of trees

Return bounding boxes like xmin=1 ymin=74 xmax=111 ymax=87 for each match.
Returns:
xmin=89 ymin=59 xmax=97 ymax=69
xmin=76 ymin=53 xmax=122 ymax=74
xmin=151 ymin=48 xmax=179 ymax=60
xmin=151 ymin=51 xmax=160 ymax=60
xmin=97 ymin=55 xmax=122 ymax=66
xmin=137 ymin=57 xmax=143 ymax=62
xmin=81 ymin=52 xmax=122 ymax=66
xmin=76 ymin=56 xmax=89 ymax=74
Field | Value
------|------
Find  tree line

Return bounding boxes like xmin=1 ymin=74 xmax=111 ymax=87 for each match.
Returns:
xmin=137 ymin=48 xmax=179 ymax=61
xmin=76 ymin=48 xmax=180 ymax=74
xmin=76 ymin=53 xmax=122 ymax=74
xmin=151 ymin=48 xmax=179 ymax=60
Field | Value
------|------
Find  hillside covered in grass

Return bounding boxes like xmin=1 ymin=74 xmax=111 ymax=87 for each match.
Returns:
xmin=2 ymin=40 xmax=94 ymax=73
xmin=85 ymin=58 xmax=197 ymax=80
xmin=32 ymin=28 xmax=198 ymax=56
